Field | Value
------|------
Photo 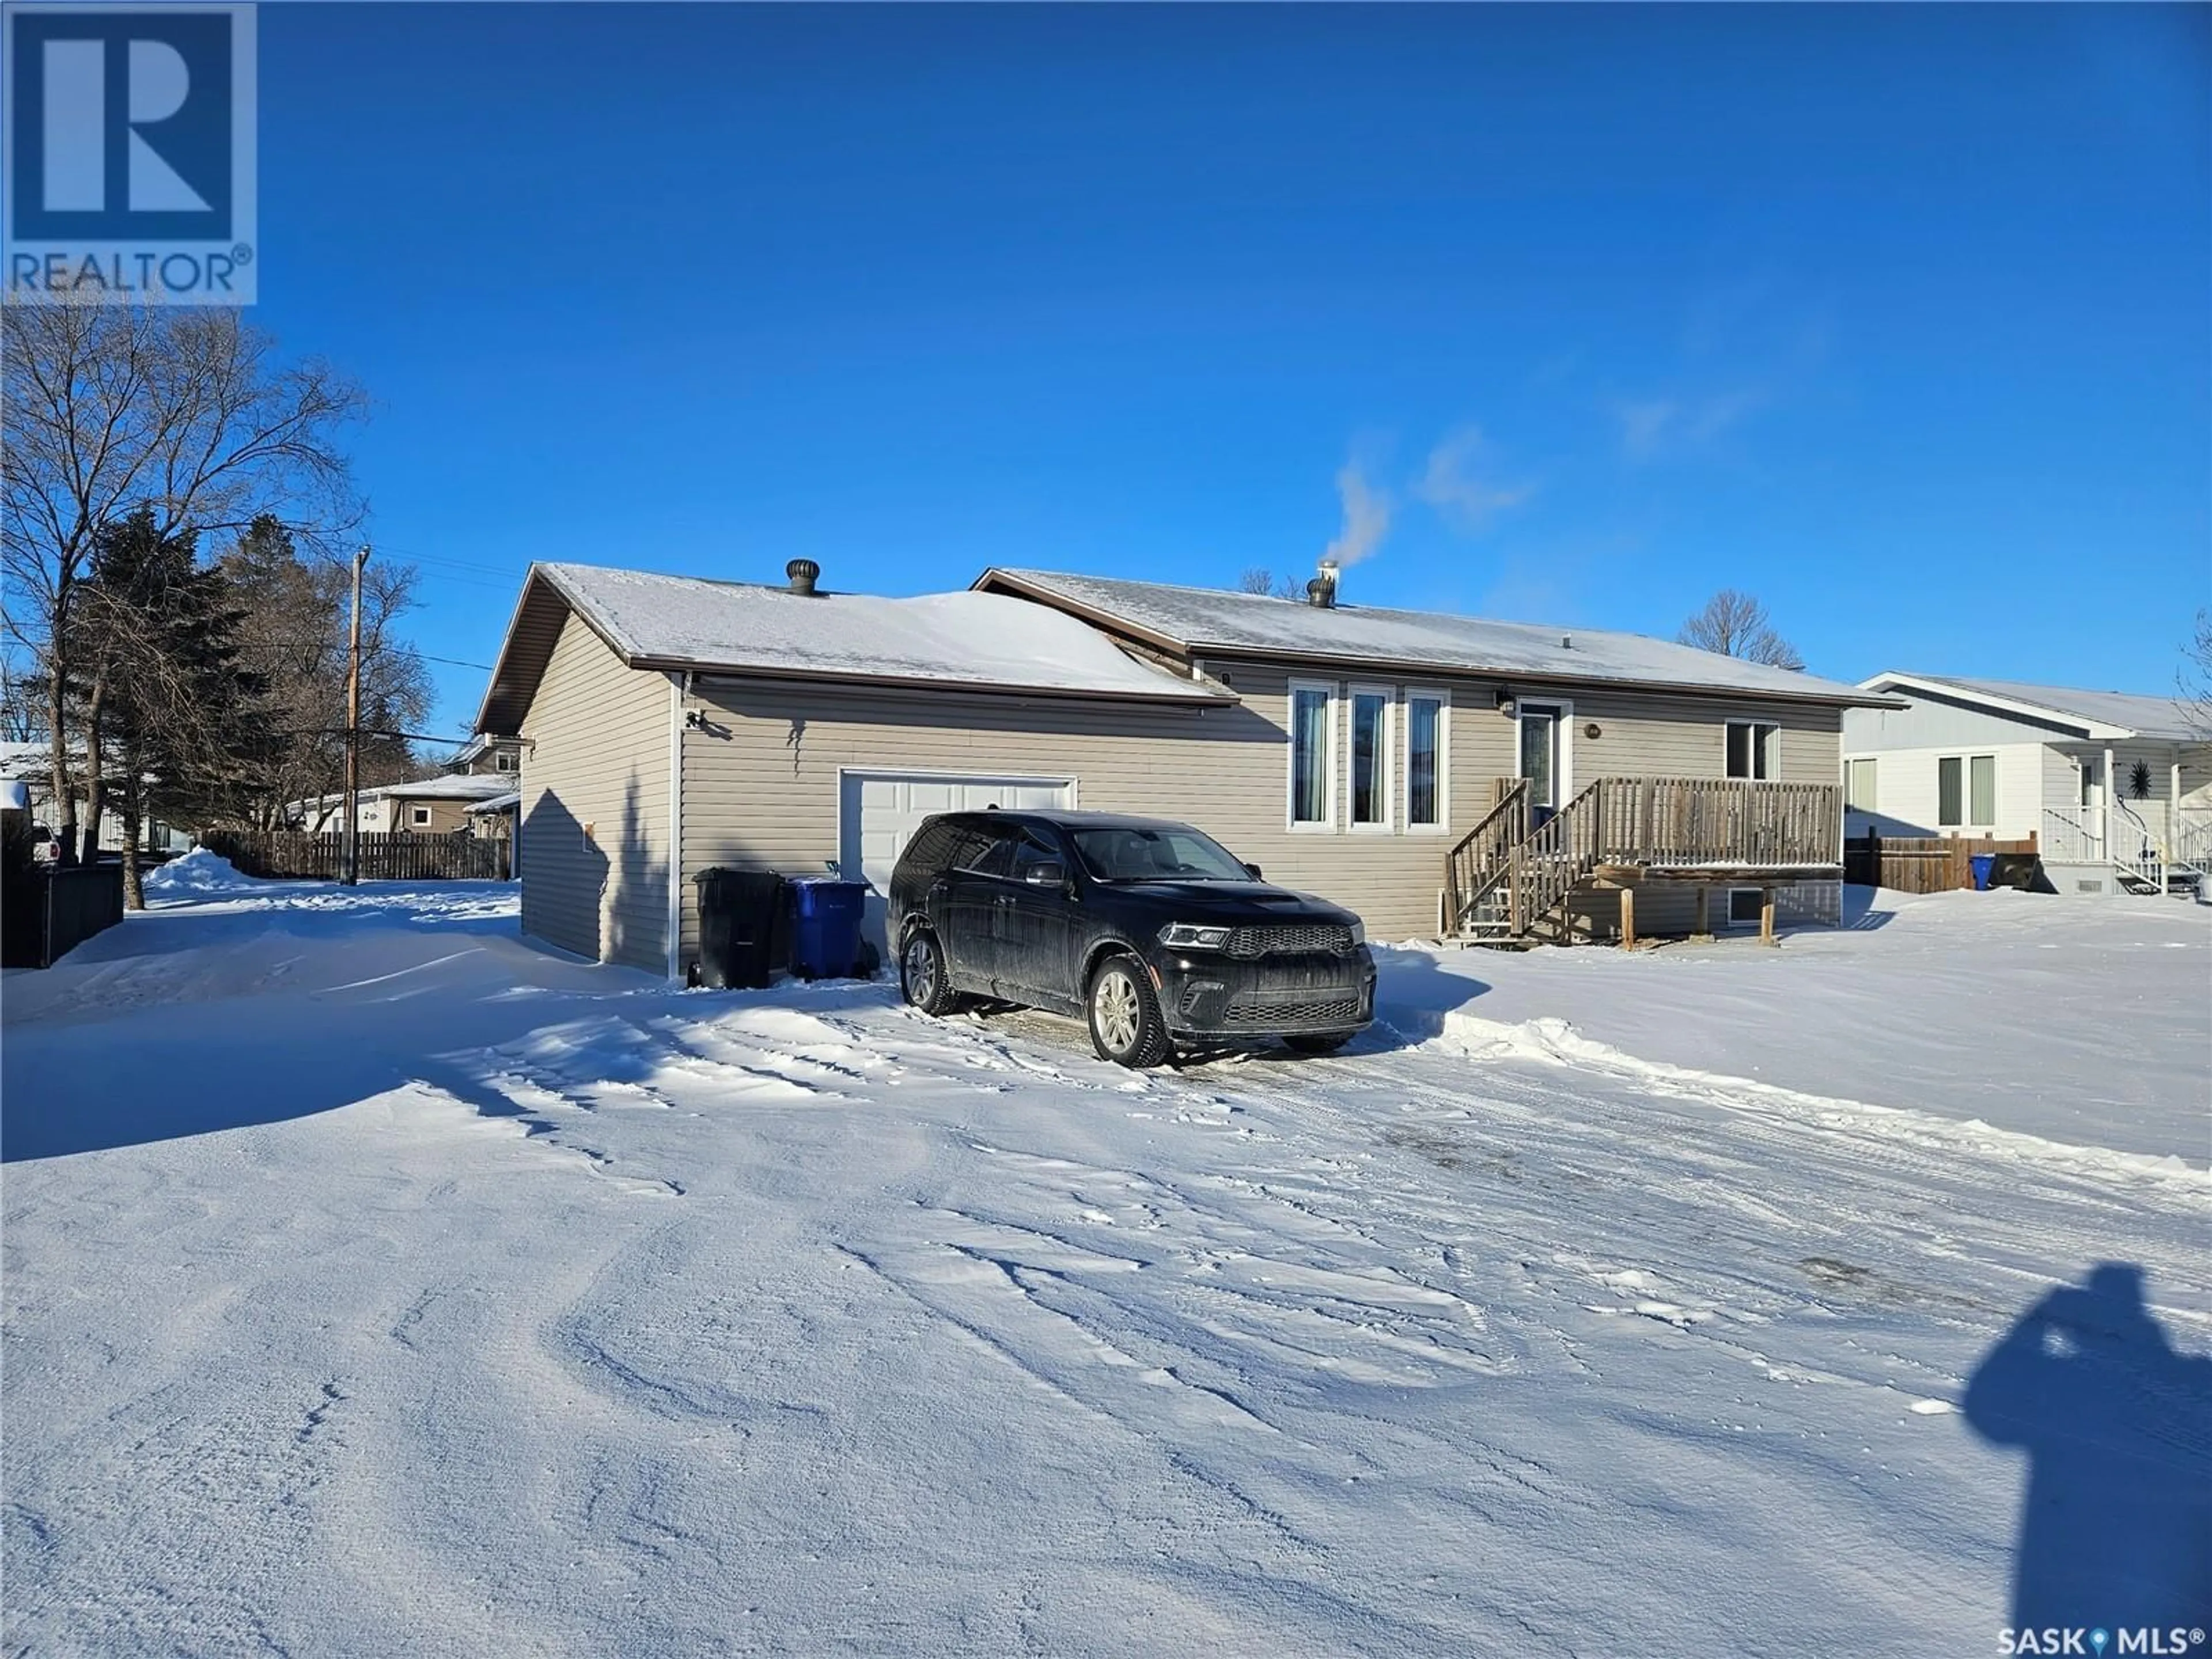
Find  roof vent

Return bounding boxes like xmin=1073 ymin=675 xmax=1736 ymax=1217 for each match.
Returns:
xmin=786 ymin=558 xmax=821 ymax=596
xmin=1560 ymin=633 xmax=1574 ymax=650
xmin=1307 ymin=559 xmax=1339 ymax=609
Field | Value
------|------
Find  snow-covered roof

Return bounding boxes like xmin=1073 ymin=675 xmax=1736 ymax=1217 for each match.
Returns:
xmin=283 ymin=773 xmax=517 ymax=818
xmin=479 ymin=563 xmax=1232 ymax=733
xmin=0 ymin=741 xmax=50 ymax=782
xmin=1861 ymin=672 xmax=2204 ymax=742
xmin=378 ymin=773 xmax=517 ymax=803
xmin=978 ymin=570 xmax=1894 ymax=707
xmin=465 ymin=790 xmax=521 ymax=815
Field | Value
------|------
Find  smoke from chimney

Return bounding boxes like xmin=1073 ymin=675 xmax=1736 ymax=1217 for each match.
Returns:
xmin=1321 ymin=461 xmax=1391 ymax=571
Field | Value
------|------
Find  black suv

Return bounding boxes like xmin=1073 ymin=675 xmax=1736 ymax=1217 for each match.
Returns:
xmin=887 ymin=809 xmax=1376 ymax=1067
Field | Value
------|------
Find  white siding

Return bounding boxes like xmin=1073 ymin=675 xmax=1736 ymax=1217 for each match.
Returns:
xmin=1838 ymin=741 xmax=2048 ymax=839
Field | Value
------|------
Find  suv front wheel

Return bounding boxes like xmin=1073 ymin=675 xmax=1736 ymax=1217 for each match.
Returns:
xmin=1086 ymin=954 xmax=1171 ymax=1069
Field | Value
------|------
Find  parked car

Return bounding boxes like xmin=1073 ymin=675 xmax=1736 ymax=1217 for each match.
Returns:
xmin=888 ymin=809 xmax=1376 ymax=1067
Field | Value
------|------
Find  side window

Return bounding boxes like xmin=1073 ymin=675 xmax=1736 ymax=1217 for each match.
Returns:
xmin=1937 ymin=756 xmax=1963 ymax=827
xmin=901 ymin=821 xmax=955 ymax=875
xmin=1010 ymin=833 xmax=1065 ymax=883
xmin=1726 ymin=720 xmax=1778 ymax=781
xmin=958 ymin=828 xmax=1017 ymax=878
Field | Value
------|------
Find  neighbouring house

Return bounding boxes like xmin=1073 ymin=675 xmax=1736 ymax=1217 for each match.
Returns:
xmin=465 ymin=789 xmax=520 ymax=841
xmin=1843 ymin=673 xmax=2212 ymax=897
xmin=0 ymin=741 xmax=192 ymax=856
xmin=478 ymin=558 xmax=1894 ymax=978
xmin=448 ymin=732 xmax=524 ymax=778
xmin=284 ymin=772 xmax=517 ymax=835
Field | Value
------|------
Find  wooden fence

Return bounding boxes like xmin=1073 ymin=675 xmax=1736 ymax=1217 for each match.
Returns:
xmin=203 ymin=830 xmax=510 ymax=882
xmin=1843 ymin=832 xmax=2036 ymax=895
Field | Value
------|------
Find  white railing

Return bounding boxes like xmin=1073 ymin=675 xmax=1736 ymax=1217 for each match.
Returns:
xmin=2041 ymin=806 xmax=2105 ymax=863
xmin=2173 ymin=812 xmax=2212 ymax=873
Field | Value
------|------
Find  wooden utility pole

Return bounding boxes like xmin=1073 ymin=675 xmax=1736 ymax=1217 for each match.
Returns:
xmin=343 ymin=544 xmax=369 ymax=886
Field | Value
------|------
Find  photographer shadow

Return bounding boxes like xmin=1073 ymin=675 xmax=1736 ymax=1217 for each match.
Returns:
xmin=1963 ymin=1264 xmax=2211 ymax=1634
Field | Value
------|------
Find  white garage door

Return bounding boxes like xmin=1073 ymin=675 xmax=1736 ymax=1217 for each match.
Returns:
xmin=840 ymin=771 xmax=1077 ymax=946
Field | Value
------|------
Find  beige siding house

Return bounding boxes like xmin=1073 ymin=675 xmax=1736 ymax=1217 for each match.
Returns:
xmin=479 ymin=560 xmax=1892 ymax=978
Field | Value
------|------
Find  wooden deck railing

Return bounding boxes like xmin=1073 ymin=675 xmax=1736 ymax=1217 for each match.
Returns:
xmin=1583 ymin=777 xmax=1842 ymax=868
xmin=1443 ymin=775 xmax=1842 ymax=934
xmin=1443 ymin=779 xmax=1528 ymax=927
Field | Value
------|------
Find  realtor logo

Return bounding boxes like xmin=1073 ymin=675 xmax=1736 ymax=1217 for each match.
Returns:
xmin=4 ymin=3 xmax=257 ymax=302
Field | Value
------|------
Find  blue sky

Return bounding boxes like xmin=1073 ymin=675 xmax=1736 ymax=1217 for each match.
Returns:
xmin=247 ymin=4 xmax=2209 ymax=748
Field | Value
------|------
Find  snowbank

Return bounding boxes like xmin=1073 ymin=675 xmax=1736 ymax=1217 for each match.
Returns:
xmin=140 ymin=847 xmax=260 ymax=897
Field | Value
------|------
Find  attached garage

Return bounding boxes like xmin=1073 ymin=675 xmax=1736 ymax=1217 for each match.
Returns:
xmin=476 ymin=560 xmax=1233 ymax=977
xmin=841 ymin=771 xmax=1076 ymax=946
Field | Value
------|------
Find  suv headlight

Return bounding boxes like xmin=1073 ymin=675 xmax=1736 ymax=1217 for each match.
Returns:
xmin=1159 ymin=922 xmax=1232 ymax=951
xmin=1349 ymin=921 xmax=1366 ymax=947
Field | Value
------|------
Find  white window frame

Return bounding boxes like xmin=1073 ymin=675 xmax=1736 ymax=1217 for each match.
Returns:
xmin=1967 ymin=752 xmax=1997 ymax=830
xmin=1844 ymin=757 xmax=1877 ymax=813
xmin=1514 ymin=697 xmax=1574 ymax=809
xmin=1346 ymin=683 xmax=1395 ymax=834
xmin=1725 ymin=719 xmax=1779 ymax=782
xmin=1285 ymin=679 xmax=1338 ymax=833
xmin=1403 ymin=685 xmax=1452 ymax=835
xmin=495 ymin=751 xmax=518 ymax=773
xmin=410 ymin=804 xmax=433 ymax=828
xmin=1937 ymin=752 xmax=1997 ymax=831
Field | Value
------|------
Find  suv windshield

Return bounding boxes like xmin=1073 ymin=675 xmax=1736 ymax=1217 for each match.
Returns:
xmin=1071 ymin=825 xmax=1249 ymax=883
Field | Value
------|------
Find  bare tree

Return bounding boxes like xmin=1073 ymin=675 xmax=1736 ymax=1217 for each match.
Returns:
xmin=2 ymin=298 xmax=366 ymax=859
xmin=221 ymin=517 xmax=429 ymax=830
xmin=1677 ymin=589 xmax=1805 ymax=671
xmin=2183 ymin=609 xmax=2212 ymax=738
xmin=1236 ymin=567 xmax=1306 ymax=601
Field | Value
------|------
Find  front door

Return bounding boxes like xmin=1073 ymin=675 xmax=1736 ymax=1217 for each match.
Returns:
xmin=1518 ymin=703 xmax=1566 ymax=823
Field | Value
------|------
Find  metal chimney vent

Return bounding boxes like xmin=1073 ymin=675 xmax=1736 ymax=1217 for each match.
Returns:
xmin=1308 ymin=559 xmax=1340 ymax=608
xmin=786 ymin=558 xmax=821 ymax=596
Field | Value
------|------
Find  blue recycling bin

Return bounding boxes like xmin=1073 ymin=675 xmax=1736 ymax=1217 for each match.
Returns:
xmin=1969 ymin=853 xmax=1996 ymax=891
xmin=786 ymin=879 xmax=869 ymax=979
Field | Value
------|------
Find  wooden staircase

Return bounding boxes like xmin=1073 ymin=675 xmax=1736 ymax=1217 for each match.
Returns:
xmin=1444 ymin=776 xmax=1844 ymax=944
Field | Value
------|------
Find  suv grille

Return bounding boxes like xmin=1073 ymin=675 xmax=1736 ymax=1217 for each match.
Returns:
xmin=1224 ymin=923 xmax=1354 ymax=959
xmin=1222 ymin=995 xmax=1365 ymax=1029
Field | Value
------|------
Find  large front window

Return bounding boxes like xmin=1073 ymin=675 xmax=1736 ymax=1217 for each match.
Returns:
xmin=1350 ymin=687 xmax=1390 ymax=829
xmin=1407 ymin=694 xmax=1444 ymax=828
xmin=1289 ymin=683 xmax=1334 ymax=826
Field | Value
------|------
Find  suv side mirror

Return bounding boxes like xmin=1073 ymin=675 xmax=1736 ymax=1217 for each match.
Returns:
xmin=1024 ymin=860 xmax=1067 ymax=888
xmin=1243 ymin=862 xmax=1264 ymax=881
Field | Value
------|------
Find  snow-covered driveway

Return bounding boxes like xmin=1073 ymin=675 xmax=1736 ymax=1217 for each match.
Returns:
xmin=5 ymin=868 xmax=2206 ymax=1656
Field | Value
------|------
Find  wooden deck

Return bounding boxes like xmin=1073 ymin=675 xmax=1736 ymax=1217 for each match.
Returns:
xmin=1445 ymin=776 xmax=1843 ymax=945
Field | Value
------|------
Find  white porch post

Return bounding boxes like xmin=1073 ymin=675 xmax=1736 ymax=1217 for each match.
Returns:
xmin=2172 ymin=759 xmax=2183 ymax=853
xmin=2101 ymin=744 xmax=2115 ymax=857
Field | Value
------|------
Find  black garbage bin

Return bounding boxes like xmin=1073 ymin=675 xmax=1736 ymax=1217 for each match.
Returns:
xmin=693 ymin=868 xmax=783 ymax=989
